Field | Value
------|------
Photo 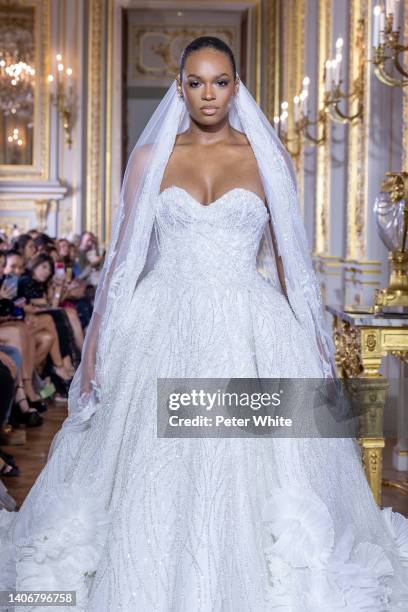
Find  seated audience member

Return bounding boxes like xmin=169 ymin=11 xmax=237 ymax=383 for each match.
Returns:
xmin=17 ymin=253 xmax=79 ymax=374
xmin=3 ymin=250 xmax=24 ymax=278
xmin=33 ymin=233 xmax=55 ymax=255
xmin=0 ymin=349 xmax=22 ymax=481
xmin=0 ymin=251 xmax=57 ymax=404
xmin=77 ymin=231 xmax=105 ymax=291
xmin=12 ymin=234 xmax=37 ymax=266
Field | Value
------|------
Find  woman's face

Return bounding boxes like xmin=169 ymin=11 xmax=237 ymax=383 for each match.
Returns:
xmin=178 ymin=48 xmax=238 ymax=126
xmin=49 ymin=249 xmax=59 ymax=262
xmin=4 ymin=254 xmax=23 ymax=276
xmin=24 ymin=239 xmax=36 ymax=260
xmin=33 ymin=261 xmax=52 ymax=283
xmin=58 ymin=240 xmax=70 ymax=257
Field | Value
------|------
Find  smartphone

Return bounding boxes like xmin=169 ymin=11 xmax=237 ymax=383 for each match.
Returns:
xmin=2 ymin=274 xmax=18 ymax=299
xmin=55 ymin=262 xmax=66 ymax=279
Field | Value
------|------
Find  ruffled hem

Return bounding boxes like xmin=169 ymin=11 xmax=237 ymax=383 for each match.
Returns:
xmin=261 ymin=487 xmax=408 ymax=611
xmin=0 ymin=483 xmax=111 ymax=612
xmin=1 ymin=481 xmax=407 ymax=611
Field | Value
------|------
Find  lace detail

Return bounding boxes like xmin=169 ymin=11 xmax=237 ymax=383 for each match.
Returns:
xmin=0 ymin=188 xmax=407 ymax=611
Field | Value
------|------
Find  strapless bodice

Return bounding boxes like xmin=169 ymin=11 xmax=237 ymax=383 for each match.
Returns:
xmin=152 ymin=185 xmax=270 ymax=287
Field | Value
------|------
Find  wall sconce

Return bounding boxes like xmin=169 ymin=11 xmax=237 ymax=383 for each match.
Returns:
xmin=371 ymin=1 xmax=408 ymax=87
xmin=276 ymin=77 xmax=327 ymax=154
xmin=324 ymin=24 xmax=365 ymax=124
xmin=47 ymin=53 xmax=75 ymax=147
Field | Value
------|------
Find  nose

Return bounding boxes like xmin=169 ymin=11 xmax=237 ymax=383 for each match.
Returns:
xmin=201 ymin=83 xmax=215 ymax=100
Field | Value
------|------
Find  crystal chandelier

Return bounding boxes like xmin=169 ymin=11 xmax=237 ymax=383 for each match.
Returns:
xmin=0 ymin=14 xmax=35 ymax=120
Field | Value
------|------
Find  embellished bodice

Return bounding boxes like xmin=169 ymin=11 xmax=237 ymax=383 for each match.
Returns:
xmin=152 ymin=185 xmax=270 ymax=287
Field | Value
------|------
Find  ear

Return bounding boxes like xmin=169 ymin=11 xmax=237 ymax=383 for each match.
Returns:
xmin=234 ymin=75 xmax=240 ymax=95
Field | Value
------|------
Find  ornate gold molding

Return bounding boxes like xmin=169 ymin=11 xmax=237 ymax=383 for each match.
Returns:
xmin=264 ymin=0 xmax=280 ymax=121
xmin=277 ymin=0 xmax=305 ymax=208
xmin=0 ymin=0 xmax=50 ymax=181
xmin=403 ymin=1 xmax=408 ymax=171
xmin=86 ymin=0 xmax=104 ymax=239
xmin=346 ymin=0 xmax=369 ymax=259
xmin=315 ymin=0 xmax=332 ymax=254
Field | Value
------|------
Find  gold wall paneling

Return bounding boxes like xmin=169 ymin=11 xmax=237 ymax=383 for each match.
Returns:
xmin=263 ymin=0 xmax=280 ymax=121
xmin=315 ymin=0 xmax=332 ymax=255
xmin=86 ymin=0 xmax=105 ymax=240
xmin=0 ymin=0 xmax=50 ymax=181
xmin=346 ymin=0 xmax=369 ymax=260
xmin=279 ymin=0 xmax=305 ymax=209
xmin=403 ymin=3 xmax=408 ymax=171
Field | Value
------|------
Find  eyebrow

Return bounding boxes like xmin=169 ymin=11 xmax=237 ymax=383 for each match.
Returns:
xmin=186 ymin=73 xmax=230 ymax=79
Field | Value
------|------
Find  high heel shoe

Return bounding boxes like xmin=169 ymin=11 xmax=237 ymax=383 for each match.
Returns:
xmin=50 ymin=367 xmax=73 ymax=398
xmin=27 ymin=397 xmax=48 ymax=413
xmin=11 ymin=401 xmax=43 ymax=427
xmin=0 ymin=458 xmax=20 ymax=477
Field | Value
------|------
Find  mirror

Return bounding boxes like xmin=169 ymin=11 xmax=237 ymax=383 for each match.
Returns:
xmin=0 ymin=2 xmax=35 ymax=165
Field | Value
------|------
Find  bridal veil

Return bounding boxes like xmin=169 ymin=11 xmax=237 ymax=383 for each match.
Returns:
xmin=63 ymin=76 xmax=338 ymax=432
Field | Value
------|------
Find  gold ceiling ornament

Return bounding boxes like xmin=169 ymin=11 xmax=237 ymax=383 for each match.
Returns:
xmin=371 ymin=1 xmax=408 ymax=87
xmin=323 ymin=20 xmax=365 ymax=124
xmin=373 ymin=171 xmax=408 ymax=314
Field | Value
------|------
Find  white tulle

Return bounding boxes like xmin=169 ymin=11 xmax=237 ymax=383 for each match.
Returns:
xmin=0 ymin=187 xmax=407 ymax=611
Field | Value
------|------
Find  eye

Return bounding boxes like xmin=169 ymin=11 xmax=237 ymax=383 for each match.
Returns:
xmin=188 ymin=80 xmax=200 ymax=88
xmin=217 ymin=79 xmax=229 ymax=86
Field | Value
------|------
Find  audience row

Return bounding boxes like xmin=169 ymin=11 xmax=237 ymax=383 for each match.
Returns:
xmin=0 ymin=228 xmax=104 ymax=505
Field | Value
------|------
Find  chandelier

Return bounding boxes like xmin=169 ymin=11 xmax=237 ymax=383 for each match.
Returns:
xmin=0 ymin=17 xmax=35 ymax=120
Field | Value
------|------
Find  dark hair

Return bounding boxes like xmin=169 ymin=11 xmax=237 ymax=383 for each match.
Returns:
xmin=13 ymin=233 xmax=34 ymax=255
xmin=4 ymin=249 xmax=22 ymax=261
xmin=26 ymin=252 xmax=55 ymax=282
xmin=179 ymin=36 xmax=237 ymax=81
xmin=33 ymin=233 xmax=54 ymax=250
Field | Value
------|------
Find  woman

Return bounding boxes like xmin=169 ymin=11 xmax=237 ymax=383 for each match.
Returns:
xmin=1 ymin=37 xmax=407 ymax=611
xmin=12 ymin=234 xmax=36 ymax=266
xmin=0 ymin=252 xmax=45 ymax=423
xmin=17 ymin=253 xmax=78 ymax=379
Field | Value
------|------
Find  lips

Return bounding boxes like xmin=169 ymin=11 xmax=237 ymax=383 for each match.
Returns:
xmin=200 ymin=107 xmax=218 ymax=115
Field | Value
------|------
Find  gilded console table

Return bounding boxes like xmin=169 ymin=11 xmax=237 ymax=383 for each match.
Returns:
xmin=326 ymin=305 xmax=408 ymax=506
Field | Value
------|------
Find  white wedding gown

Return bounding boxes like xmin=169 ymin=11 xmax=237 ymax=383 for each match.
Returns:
xmin=1 ymin=186 xmax=408 ymax=611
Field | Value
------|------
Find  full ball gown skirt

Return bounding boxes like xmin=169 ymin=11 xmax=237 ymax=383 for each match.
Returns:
xmin=1 ymin=186 xmax=408 ymax=611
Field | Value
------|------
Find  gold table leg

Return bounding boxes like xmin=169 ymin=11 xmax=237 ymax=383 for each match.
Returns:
xmin=332 ymin=318 xmax=388 ymax=505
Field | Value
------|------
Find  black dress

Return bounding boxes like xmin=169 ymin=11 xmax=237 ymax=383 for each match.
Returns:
xmin=17 ymin=273 xmax=77 ymax=360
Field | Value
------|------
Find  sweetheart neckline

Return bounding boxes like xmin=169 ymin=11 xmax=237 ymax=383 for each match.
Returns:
xmin=158 ymin=185 xmax=268 ymax=213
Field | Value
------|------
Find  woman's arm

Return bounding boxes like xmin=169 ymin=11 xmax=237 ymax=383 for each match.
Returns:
xmin=268 ymin=217 xmax=288 ymax=301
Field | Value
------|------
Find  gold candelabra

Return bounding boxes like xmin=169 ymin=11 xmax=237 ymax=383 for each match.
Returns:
xmin=371 ymin=2 xmax=408 ymax=88
xmin=324 ymin=23 xmax=365 ymax=124
xmin=277 ymin=78 xmax=327 ymax=154
xmin=47 ymin=53 xmax=75 ymax=148
xmin=277 ymin=21 xmax=366 ymax=155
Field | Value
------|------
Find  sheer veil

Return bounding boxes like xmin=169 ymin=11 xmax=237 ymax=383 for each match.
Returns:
xmin=63 ymin=76 xmax=337 ymax=433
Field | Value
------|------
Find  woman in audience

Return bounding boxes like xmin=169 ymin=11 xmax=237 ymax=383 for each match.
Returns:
xmin=13 ymin=234 xmax=36 ymax=265
xmin=18 ymin=253 xmax=79 ymax=373
xmin=0 ymin=349 xmax=21 ymax=478
xmin=0 ymin=251 xmax=68 ymax=396
xmin=3 ymin=250 xmax=23 ymax=277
